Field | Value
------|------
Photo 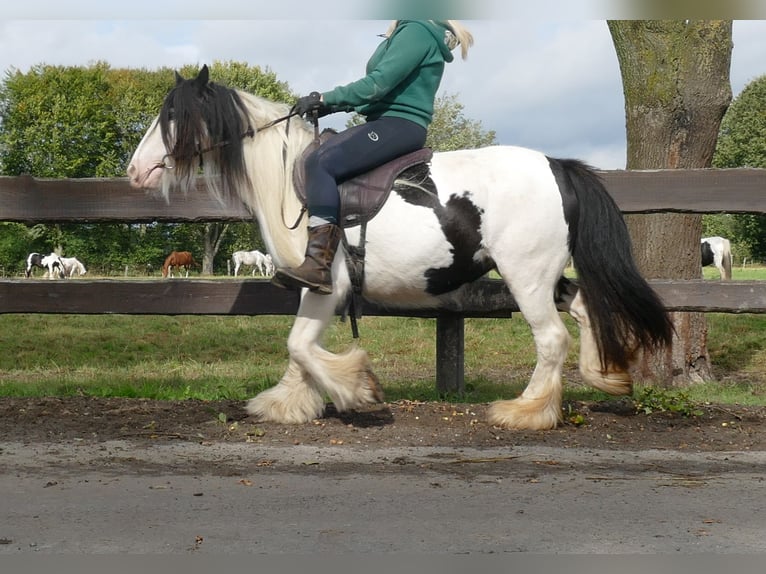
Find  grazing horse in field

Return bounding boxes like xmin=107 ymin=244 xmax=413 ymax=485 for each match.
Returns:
xmin=25 ymin=252 xmax=46 ymax=278
xmin=232 ymin=249 xmax=274 ymax=277
xmin=60 ymin=256 xmax=87 ymax=277
xmin=24 ymin=253 xmax=66 ymax=279
xmin=701 ymin=236 xmax=732 ymax=280
xmin=162 ymin=250 xmax=200 ymax=278
xmin=40 ymin=253 xmax=66 ymax=279
xmin=127 ymin=65 xmax=673 ymax=431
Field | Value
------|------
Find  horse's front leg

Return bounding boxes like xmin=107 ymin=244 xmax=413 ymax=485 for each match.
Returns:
xmin=245 ymin=357 xmax=326 ymax=423
xmin=246 ymin=290 xmax=383 ymax=424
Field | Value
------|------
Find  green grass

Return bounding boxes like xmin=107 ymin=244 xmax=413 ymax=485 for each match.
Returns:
xmin=1 ymin=309 xmax=765 ymax=406
xmin=702 ymin=264 xmax=763 ymax=280
xmin=1 ymin=266 xmax=764 ymax=405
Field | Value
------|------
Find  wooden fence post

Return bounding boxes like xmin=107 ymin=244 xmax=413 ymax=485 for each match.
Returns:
xmin=436 ymin=313 xmax=464 ymax=395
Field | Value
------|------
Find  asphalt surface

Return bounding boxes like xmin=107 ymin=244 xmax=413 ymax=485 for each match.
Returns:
xmin=1 ymin=440 xmax=765 ymax=554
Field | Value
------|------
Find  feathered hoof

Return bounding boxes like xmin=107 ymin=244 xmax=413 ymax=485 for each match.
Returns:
xmin=245 ymin=385 xmax=325 ymax=424
xmin=487 ymin=397 xmax=562 ymax=430
xmin=581 ymin=367 xmax=633 ymax=396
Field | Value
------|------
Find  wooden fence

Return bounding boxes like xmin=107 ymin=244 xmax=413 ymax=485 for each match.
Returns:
xmin=1 ymin=170 xmax=766 ymax=392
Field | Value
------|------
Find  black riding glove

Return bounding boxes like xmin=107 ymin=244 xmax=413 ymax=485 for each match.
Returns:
xmin=294 ymin=92 xmax=332 ymax=118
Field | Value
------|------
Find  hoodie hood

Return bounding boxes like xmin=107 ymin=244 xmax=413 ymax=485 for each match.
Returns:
xmin=397 ymin=20 xmax=455 ymax=63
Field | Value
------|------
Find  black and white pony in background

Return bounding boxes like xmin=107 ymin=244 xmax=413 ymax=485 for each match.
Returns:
xmin=127 ymin=66 xmax=673 ymax=431
xmin=232 ymin=249 xmax=275 ymax=277
xmin=701 ymin=236 xmax=733 ymax=280
xmin=25 ymin=252 xmax=66 ymax=279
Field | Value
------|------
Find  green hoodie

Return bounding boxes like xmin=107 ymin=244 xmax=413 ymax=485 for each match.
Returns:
xmin=322 ymin=20 xmax=455 ymax=129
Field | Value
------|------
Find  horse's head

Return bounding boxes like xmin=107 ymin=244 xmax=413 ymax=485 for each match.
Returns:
xmin=127 ymin=64 xmax=253 ymax=202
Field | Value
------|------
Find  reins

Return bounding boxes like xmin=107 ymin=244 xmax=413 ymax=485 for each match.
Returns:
xmin=280 ymin=109 xmax=321 ymax=231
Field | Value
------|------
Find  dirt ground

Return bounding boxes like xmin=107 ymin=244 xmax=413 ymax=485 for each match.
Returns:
xmin=1 ymin=395 xmax=765 ymax=454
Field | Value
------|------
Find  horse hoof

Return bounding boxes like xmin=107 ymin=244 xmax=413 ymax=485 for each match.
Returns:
xmin=487 ymin=398 xmax=561 ymax=431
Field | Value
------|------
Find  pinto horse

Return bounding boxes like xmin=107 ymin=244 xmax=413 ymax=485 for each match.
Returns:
xmin=26 ymin=252 xmax=65 ymax=279
xmin=701 ymin=236 xmax=733 ymax=280
xmin=127 ymin=65 xmax=673 ymax=431
xmin=25 ymin=252 xmax=45 ymax=278
xmin=161 ymin=251 xmax=200 ymax=278
xmin=232 ymin=249 xmax=274 ymax=277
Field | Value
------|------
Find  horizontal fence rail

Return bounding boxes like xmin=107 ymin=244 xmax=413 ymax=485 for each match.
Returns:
xmin=2 ymin=169 xmax=766 ymax=393
xmin=2 ymin=279 xmax=766 ymax=316
xmin=1 ymin=169 xmax=765 ymax=224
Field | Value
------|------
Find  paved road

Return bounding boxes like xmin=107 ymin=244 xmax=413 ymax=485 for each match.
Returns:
xmin=1 ymin=440 xmax=765 ymax=553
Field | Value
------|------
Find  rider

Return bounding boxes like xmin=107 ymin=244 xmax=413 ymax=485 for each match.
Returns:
xmin=272 ymin=20 xmax=474 ymax=295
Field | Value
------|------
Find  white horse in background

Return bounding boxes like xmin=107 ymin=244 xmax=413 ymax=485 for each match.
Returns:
xmin=701 ymin=236 xmax=733 ymax=280
xmin=232 ymin=249 xmax=274 ymax=277
xmin=60 ymin=257 xmax=87 ymax=277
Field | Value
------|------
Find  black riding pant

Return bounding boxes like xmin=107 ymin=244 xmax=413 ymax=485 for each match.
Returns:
xmin=304 ymin=116 xmax=427 ymax=225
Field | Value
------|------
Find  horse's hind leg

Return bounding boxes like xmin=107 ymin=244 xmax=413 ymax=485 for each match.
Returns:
xmin=488 ymin=286 xmax=571 ymax=430
xmin=557 ymin=279 xmax=632 ymax=395
xmin=246 ymin=290 xmax=383 ymax=424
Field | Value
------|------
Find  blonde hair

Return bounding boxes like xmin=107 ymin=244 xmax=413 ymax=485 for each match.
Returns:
xmin=385 ymin=20 xmax=474 ymax=60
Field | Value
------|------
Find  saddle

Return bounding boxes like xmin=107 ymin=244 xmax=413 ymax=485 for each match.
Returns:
xmin=292 ymin=129 xmax=434 ymax=228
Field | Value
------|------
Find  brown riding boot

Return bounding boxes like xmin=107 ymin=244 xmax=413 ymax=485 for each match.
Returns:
xmin=271 ymin=224 xmax=342 ymax=295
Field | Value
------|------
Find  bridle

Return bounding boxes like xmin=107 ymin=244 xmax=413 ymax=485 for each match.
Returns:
xmin=146 ymin=105 xmax=319 ymax=230
xmin=156 ymin=110 xmax=301 ymax=171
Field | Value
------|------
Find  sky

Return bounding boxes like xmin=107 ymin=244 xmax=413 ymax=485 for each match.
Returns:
xmin=1 ymin=8 xmax=765 ymax=169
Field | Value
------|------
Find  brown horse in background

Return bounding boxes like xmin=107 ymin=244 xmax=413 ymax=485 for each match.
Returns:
xmin=161 ymin=251 xmax=200 ymax=278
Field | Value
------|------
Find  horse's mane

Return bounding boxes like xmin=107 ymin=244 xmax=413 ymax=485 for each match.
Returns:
xmin=159 ymin=69 xmax=315 ymax=265
xmin=159 ymin=76 xmax=253 ymax=204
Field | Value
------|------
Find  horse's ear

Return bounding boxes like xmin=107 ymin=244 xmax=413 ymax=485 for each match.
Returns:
xmin=195 ymin=64 xmax=209 ymax=87
xmin=174 ymin=70 xmax=184 ymax=85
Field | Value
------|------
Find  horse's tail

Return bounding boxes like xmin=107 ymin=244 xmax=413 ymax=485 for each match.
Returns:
xmin=556 ymin=158 xmax=674 ymax=371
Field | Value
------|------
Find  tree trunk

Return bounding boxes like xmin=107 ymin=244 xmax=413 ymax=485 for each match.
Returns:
xmin=607 ymin=20 xmax=733 ymax=386
xmin=202 ymin=223 xmax=229 ymax=275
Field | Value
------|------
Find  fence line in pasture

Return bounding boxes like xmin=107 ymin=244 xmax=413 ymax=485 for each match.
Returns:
xmin=2 ymin=169 xmax=766 ymax=392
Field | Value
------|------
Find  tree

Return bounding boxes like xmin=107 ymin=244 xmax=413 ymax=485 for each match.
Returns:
xmin=0 ymin=61 xmax=296 ymax=275
xmin=426 ymin=93 xmax=496 ymax=151
xmin=0 ymin=62 xmax=144 ymax=272
xmin=607 ymin=20 xmax=733 ymax=385
xmin=712 ymin=74 xmax=766 ymax=262
xmin=0 ymin=62 xmax=121 ymax=177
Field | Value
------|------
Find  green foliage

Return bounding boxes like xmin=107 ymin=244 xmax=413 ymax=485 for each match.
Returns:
xmin=714 ymin=74 xmax=766 ymax=168
xmin=0 ymin=61 xmax=297 ymax=274
xmin=0 ymin=223 xmax=34 ymax=273
xmin=426 ymin=93 xmax=496 ymax=151
xmin=633 ymin=387 xmax=704 ymax=417
xmin=205 ymin=61 xmax=294 ymax=103
xmin=712 ymin=74 xmax=766 ymax=262
xmin=0 ymin=62 xmax=123 ymax=177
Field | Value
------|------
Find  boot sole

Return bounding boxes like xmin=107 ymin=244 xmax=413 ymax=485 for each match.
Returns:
xmin=271 ymin=271 xmax=332 ymax=295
